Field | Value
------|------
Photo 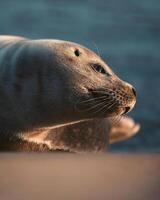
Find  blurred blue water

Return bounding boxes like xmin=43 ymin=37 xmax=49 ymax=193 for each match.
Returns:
xmin=0 ymin=0 xmax=159 ymax=152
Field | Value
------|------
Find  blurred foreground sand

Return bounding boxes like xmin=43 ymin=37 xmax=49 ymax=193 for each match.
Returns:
xmin=0 ymin=153 xmax=159 ymax=200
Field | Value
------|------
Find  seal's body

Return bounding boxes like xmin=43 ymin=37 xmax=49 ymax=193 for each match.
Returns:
xmin=0 ymin=36 xmax=138 ymax=151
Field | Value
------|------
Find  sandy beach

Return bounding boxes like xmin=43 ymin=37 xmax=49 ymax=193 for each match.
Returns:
xmin=0 ymin=153 xmax=160 ymax=200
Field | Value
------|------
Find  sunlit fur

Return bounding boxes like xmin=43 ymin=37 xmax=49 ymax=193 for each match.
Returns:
xmin=0 ymin=36 xmax=136 ymax=149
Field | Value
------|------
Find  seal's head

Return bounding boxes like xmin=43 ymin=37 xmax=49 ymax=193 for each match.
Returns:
xmin=31 ymin=39 xmax=136 ymax=125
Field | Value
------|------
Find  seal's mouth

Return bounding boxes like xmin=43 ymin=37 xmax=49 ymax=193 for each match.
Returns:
xmin=123 ymin=106 xmax=133 ymax=115
xmin=76 ymin=87 xmax=136 ymax=118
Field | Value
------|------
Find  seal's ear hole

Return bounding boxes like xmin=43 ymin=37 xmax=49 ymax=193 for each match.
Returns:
xmin=74 ymin=49 xmax=80 ymax=57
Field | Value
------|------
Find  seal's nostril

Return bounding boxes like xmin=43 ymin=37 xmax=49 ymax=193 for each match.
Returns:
xmin=132 ymin=87 xmax=136 ymax=97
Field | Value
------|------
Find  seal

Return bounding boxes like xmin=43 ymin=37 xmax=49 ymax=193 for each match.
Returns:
xmin=0 ymin=35 xmax=138 ymax=151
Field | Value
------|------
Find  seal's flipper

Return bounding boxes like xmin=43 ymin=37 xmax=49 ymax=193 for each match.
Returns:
xmin=109 ymin=116 xmax=140 ymax=144
xmin=20 ymin=117 xmax=140 ymax=152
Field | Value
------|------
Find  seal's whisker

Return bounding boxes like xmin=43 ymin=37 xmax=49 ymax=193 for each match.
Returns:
xmin=110 ymin=116 xmax=118 ymax=124
xmin=92 ymin=99 xmax=115 ymax=116
xmin=91 ymin=90 xmax=116 ymax=96
xmin=92 ymin=42 xmax=101 ymax=57
xmin=110 ymin=115 xmax=122 ymax=126
xmin=96 ymin=101 xmax=118 ymax=117
xmin=94 ymin=89 xmax=127 ymax=97
xmin=79 ymin=99 xmax=108 ymax=112
xmin=93 ymin=88 xmax=116 ymax=92
xmin=92 ymin=90 xmax=113 ymax=94
xmin=104 ymin=101 xmax=118 ymax=114
xmin=78 ymin=95 xmax=110 ymax=104
xmin=116 ymin=116 xmax=122 ymax=125
xmin=88 ymin=98 xmax=116 ymax=114
xmin=95 ymin=101 xmax=115 ymax=117
xmin=90 ymin=89 xmax=128 ymax=101
xmin=93 ymin=103 xmax=110 ymax=117
xmin=113 ymin=114 xmax=123 ymax=124
xmin=75 ymin=97 xmax=108 ymax=112
xmin=105 ymin=101 xmax=117 ymax=112
xmin=93 ymin=103 xmax=114 ymax=117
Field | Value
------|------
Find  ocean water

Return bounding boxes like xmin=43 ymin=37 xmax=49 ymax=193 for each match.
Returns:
xmin=0 ymin=0 xmax=159 ymax=152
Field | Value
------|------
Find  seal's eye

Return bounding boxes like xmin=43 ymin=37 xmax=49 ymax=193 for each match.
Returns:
xmin=91 ymin=63 xmax=110 ymax=76
xmin=74 ymin=49 xmax=80 ymax=57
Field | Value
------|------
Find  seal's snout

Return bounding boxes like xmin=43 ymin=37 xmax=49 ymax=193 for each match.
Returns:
xmin=132 ymin=87 xmax=136 ymax=97
xmin=121 ymin=84 xmax=136 ymax=115
xmin=125 ymin=83 xmax=136 ymax=100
